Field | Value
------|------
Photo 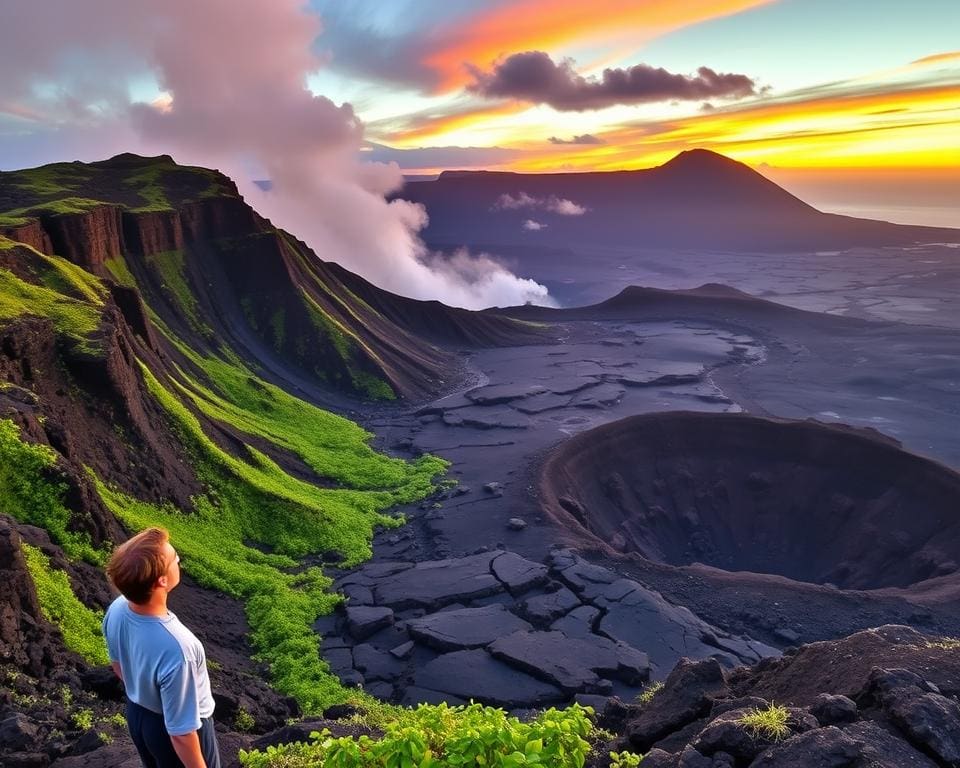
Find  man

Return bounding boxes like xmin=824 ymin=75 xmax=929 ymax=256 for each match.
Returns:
xmin=102 ymin=527 xmax=220 ymax=768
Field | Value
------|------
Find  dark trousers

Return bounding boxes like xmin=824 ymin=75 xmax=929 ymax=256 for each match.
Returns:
xmin=126 ymin=700 xmax=221 ymax=768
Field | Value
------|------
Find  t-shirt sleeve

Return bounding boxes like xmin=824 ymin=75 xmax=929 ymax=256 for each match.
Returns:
xmin=158 ymin=660 xmax=203 ymax=736
xmin=101 ymin=605 xmax=119 ymax=663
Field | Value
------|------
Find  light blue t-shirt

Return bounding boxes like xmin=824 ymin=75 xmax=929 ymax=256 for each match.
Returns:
xmin=102 ymin=595 xmax=215 ymax=736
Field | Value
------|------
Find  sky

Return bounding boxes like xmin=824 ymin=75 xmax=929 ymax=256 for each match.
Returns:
xmin=0 ymin=1 xmax=957 ymax=307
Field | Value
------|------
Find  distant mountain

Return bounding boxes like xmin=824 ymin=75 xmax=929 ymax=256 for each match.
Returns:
xmin=399 ymin=149 xmax=959 ymax=252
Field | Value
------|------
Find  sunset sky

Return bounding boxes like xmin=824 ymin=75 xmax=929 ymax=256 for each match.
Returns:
xmin=1 ymin=0 xmax=958 ymax=226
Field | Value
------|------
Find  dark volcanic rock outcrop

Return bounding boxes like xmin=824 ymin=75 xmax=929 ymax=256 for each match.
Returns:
xmin=540 ymin=412 xmax=960 ymax=590
xmin=320 ymin=548 xmax=774 ymax=708
xmin=607 ymin=626 xmax=960 ymax=767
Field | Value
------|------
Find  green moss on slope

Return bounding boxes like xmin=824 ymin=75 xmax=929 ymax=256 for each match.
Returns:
xmin=93 ymin=354 xmax=445 ymax=711
xmin=21 ymin=542 xmax=109 ymax=665
xmin=0 ymin=267 xmax=103 ymax=352
xmin=0 ymin=419 xmax=104 ymax=564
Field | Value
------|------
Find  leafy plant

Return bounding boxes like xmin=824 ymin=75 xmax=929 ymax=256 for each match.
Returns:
xmin=736 ymin=703 xmax=790 ymax=742
xmin=71 ymin=708 xmax=94 ymax=731
xmin=236 ymin=709 xmax=256 ymax=732
xmin=608 ymin=751 xmax=643 ymax=768
xmin=240 ymin=702 xmax=595 ymax=768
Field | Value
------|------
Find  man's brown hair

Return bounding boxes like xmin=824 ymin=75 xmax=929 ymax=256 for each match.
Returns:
xmin=106 ymin=527 xmax=170 ymax=604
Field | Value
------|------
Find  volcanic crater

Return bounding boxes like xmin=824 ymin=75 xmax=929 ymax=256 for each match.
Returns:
xmin=540 ymin=412 xmax=960 ymax=590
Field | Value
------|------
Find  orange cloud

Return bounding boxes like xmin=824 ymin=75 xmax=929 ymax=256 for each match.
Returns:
xmin=381 ymin=102 xmax=528 ymax=145
xmin=911 ymin=51 xmax=960 ymax=67
xmin=423 ymin=0 xmax=776 ymax=91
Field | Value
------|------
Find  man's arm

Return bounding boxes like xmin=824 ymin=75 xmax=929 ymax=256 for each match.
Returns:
xmin=170 ymin=731 xmax=207 ymax=768
xmin=110 ymin=661 xmax=124 ymax=683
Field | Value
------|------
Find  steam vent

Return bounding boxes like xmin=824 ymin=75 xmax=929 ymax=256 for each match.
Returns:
xmin=540 ymin=412 xmax=960 ymax=590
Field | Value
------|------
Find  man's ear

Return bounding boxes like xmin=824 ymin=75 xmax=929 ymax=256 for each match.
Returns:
xmin=157 ymin=574 xmax=169 ymax=590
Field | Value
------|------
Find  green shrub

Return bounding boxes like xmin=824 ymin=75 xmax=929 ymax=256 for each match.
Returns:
xmin=70 ymin=708 xmax=94 ymax=731
xmin=20 ymin=543 xmax=109 ymax=665
xmin=236 ymin=709 xmax=256 ymax=732
xmin=240 ymin=703 xmax=595 ymax=768
xmin=608 ymin=751 xmax=643 ymax=768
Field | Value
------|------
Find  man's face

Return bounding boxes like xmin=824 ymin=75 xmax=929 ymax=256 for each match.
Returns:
xmin=160 ymin=541 xmax=181 ymax=592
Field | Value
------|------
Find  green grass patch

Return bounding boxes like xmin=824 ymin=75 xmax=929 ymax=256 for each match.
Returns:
xmin=0 ymin=419 xmax=104 ymax=564
xmin=635 ymin=680 xmax=663 ymax=706
xmin=124 ymin=165 xmax=172 ymax=213
xmin=0 ymin=267 xmax=103 ymax=351
xmin=21 ymin=542 xmax=109 ymax=665
xmin=1 ymin=162 xmax=94 ymax=199
xmin=239 ymin=702 xmax=595 ymax=768
xmin=737 ymin=703 xmax=790 ymax=742
xmin=0 ymin=197 xmax=110 ymax=227
xmin=103 ymin=255 xmax=138 ymax=288
xmin=144 ymin=249 xmax=209 ymax=334
xmin=171 ymin=345 xmax=430 ymax=489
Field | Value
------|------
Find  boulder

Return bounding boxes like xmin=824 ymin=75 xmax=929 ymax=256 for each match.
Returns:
xmin=750 ymin=726 xmax=861 ymax=768
xmin=414 ymin=649 xmax=565 ymax=708
xmin=844 ymin=721 xmax=939 ymax=768
xmin=491 ymin=552 xmax=548 ymax=593
xmin=352 ymin=643 xmax=404 ymax=682
xmin=627 ymin=658 xmax=729 ymax=752
xmin=518 ymin=587 xmax=581 ymax=624
xmin=550 ymin=605 xmax=601 ymax=638
xmin=488 ymin=630 xmax=649 ymax=693
xmin=407 ymin=605 xmax=532 ymax=651
xmin=0 ymin=714 xmax=39 ymax=751
xmin=373 ymin=553 xmax=503 ymax=610
xmin=345 ymin=606 xmax=394 ymax=641
xmin=810 ymin=694 xmax=857 ymax=726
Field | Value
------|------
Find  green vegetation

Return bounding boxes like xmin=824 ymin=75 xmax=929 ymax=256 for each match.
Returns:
xmin=736 ymin=703 xmax=790 ymax=742
xmin=3 ymin=162 xmax=93 ymax=198
xmin=125 ymin=165 xmax=172 ymax=213
xmin=608 ymin=752 xmax=643 ymax=768
xmin=0 ymin=419 xmax=104 ymax=563
xmin=70 ymin=707 xmax=95 ymax=731
xmin=0 ymin=253 xmax=104 ymax=353
xmin=94 ymin=349 xmax=445 ymax=711
xmin=20 ymin=543 xmax=109 ymax=665
xmin=236 ymin=709 xmax=256 ymax=732
xmin=103 ymin=254 xmax=138 ymax=288
xmin=145 ymin=249 xmax=210 ymax=334
xmin=239 ymin=703 xmax=595 ymax=768
xmin=635 ymin=681 xmax=663 ymax=706
xmin=0 ymin=197 xmax=110 ymax=227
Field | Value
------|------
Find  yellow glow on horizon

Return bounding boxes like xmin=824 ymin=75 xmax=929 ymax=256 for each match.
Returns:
xmin=385 ymin=81 xmax=960 ymax=174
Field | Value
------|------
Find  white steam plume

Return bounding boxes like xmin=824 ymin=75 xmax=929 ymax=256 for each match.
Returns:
xmin=0 ymin=0 xmax=554 ymax=310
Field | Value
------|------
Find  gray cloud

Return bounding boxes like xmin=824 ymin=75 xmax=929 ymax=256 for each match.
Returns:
xmin=548 ymin=133 xmax=605 ymax=145
xmin=468 ymin=51 xmax=757 ymax=111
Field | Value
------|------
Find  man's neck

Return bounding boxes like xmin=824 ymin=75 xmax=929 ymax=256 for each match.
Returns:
xmin=127 ymin=592 xmax=168 ymax=617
